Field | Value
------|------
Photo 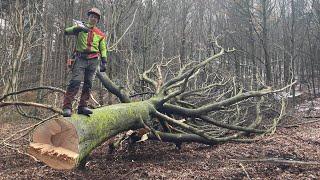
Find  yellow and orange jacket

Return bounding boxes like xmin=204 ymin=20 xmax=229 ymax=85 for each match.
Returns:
xmin=65 ymin=23 xmax=107 ymax=59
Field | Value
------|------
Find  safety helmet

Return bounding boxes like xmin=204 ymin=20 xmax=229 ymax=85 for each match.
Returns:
xmin=87 ymin=8 xmax=101 ymax=19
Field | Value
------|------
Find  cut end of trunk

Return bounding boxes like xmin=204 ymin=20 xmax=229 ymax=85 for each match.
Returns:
xmin=28 ymin=118 xmax=79 ymax=170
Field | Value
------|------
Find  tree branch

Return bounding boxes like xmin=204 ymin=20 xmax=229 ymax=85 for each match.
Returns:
xmin=0 ymin=102 xmax=62 ymax=114
xmin=159 ymin=37 xmax=235 ymax=94
xmin=162 ymin=81 xmax=296 ymax=117
xmin=199 ymin=116 xmax=265 ymax=133
xmin=97 ymin=72 xmax=131 ymax=103
xmin=109 ymin=8 xmax=138 ymax=51
xmin=148 ymin=131 xmax=216 ymax=145
xmin=0 ymin=86 xmax=65 ymax=102
xmin=140 ymin=63 xmax=158 ymax=90
xmin=232 ymin=158 xmax=320 ymax=166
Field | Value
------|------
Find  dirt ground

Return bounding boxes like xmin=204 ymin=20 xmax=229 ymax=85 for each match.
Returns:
xmin=1 ymin=99 xmax=320 ymax=179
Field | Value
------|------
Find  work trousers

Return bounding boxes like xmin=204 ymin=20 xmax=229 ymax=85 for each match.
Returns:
xmin=63 ymin=57 xmax=99 ymax=109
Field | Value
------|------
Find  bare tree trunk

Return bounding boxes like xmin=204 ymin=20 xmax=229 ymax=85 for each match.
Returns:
xmin=248 ymin=1 xmax=256 ymax=89
xmin=179 ymin=2 xmax=189 ymax=67
xmin=3 ymin=0 xmax=25 ymax=95
xmin=261 ymin=0 xmax=272 ymax=85
xmin=290 ymin=0 xmax=296 ymax=105
xmin=141 ymin=1 xmax=153 ymax=99
xmin=36 ymin=0 xmax=47 ymax=107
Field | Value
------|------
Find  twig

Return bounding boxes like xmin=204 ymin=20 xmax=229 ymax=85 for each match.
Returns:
xmin=90 ymin=94 xmax=101 ymax=107
xmin=232 ymin=158 xmax=320 ymax=166
xmin=303 ymin=116 xmax=320 ymax=119
xmin=3 ymin=144 xmax=39 ymax=162
xmin=1 ymin=114 xmax=59 ymax=145
xmin=0 ymin=86 xmax=65 ymax=102
xmin=239 ymin=163 xmax=251 ymax=180
xmin=119 ymin=168 xmax=143 ymax=180
xmin=281 ymin=119 xmax=320 ymax=128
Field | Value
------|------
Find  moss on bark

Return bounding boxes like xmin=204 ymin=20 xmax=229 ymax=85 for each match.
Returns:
xmin=29 ymin=100 xmax=155 ymax=169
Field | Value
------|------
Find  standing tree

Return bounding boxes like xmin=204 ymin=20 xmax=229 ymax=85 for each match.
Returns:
xmin=1 ymin=0 xmax=40 ymax=96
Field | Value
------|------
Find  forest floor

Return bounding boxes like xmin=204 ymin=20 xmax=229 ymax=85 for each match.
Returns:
xmin=1 ymin=98 xmax=320 ymax=179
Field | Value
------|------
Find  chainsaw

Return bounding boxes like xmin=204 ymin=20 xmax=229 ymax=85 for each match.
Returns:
xmin=72 ymin=19 xmax=86 ymax=28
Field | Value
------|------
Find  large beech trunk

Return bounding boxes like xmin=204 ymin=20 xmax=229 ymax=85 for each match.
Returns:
xmin=28 ymin=101 xmax=153 ymax=170
xmin=21 ymin=44 xmax=288 ymax=171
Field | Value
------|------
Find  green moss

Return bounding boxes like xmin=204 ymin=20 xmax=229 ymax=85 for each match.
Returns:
xmin=66 ymin=100 xmax=155 ymax=167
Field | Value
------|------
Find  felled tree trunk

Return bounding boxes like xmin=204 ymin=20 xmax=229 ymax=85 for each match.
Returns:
xmin=22 ymin=42 xmax=290 ymax=171
xmin=28 ymin=101 xmax=154 ymax=170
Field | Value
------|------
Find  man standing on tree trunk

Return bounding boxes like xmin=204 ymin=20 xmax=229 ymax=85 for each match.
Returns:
xmin=62 ymin=7 xmax=107 ymax=117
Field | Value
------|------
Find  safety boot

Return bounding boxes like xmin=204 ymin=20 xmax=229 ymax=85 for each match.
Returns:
xmin=77 ymin=106 xmax=93 ymax=116
xmin=63 ymin=108 xmax=72 ymax=117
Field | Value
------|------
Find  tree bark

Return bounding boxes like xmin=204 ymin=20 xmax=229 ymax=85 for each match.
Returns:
xmin=261 ymin=0 xmax=272 ymax=85
xmin=28 ymin=100 xmax=154 ymax=170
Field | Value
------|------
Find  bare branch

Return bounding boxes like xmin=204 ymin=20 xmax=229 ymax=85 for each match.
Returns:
xmin=97 ymin=72 xmax=131 ymax=103
xmin=0 ymin=86 xmax=65 ymax=102
xmin=178 ymin=79 xmax=230 ymax=99
xmin=232 ymin=158 xmax=320 ymax=166
xmin=109 ymin=8 xmax=138 ymax=51
xmin=1 ymin=114 xmax=59 ymax=145
xmin=0 ymin=102 xmax=62 ymax=114
xmin=199 ymin=116 xmax=265 ymax=134
xmin=159 ymin=38 xmax=235 ymax=94
xmin=140 ymin=63 xmax=158 ymax=90
xmin=148 ymin=131 xmax=216 ymax=145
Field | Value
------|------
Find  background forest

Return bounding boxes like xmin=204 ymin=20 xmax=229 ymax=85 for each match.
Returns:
xmin=1 ymin=0 xmax=319 ymax=105
xmin=1 ymin=0 xmax=320 ymax=179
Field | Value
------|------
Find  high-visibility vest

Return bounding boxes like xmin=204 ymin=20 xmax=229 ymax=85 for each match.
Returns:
xmin=65 ymin=24 xmax=107 ymax=58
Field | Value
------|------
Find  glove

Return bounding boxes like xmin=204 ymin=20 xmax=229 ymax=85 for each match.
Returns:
xmin=74 ymin=25 xmax=89 ymax=33
xmin=100 ymin=57 xmax=107 ymax=72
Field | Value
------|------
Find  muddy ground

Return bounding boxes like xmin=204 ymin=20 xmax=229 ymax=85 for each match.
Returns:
xmin=1 ymin=99 xmax=320 ymax=179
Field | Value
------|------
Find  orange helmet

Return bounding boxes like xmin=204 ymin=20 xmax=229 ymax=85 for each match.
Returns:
xmin=87 ymin=8 xmax=101 ymax=19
